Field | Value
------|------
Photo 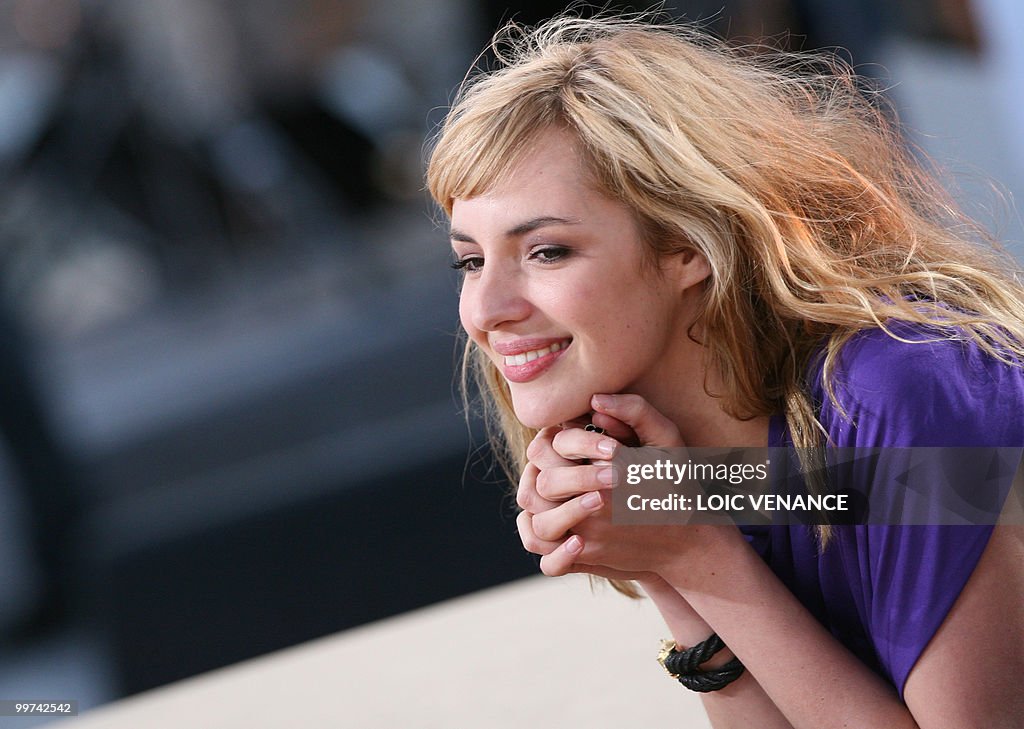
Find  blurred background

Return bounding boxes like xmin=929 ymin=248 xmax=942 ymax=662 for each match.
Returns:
xmin=0 ymin=0 xmax=1020 ymax=720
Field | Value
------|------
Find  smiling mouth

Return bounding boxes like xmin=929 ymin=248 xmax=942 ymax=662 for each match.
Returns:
xmin=503 ymin=339 xmax=570 ymax=366
xmin=497 ymin=338 xmax=572 ymax=384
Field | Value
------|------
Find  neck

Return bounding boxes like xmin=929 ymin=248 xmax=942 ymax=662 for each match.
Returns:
xmin=655 ymin=385 xmax=769 ymax=448
xmin=634 ymin=337 xmax=769 ymax=449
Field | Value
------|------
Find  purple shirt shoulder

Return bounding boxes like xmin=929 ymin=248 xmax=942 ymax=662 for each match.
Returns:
xmin=745 ymin=323 xmax=1024 ymax=697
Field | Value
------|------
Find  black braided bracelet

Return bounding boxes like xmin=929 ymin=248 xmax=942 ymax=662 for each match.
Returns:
xmin=676 ymin=656 xmax=746 ymax=692
xmin=657 ymin=635 xmax=746 ymax=693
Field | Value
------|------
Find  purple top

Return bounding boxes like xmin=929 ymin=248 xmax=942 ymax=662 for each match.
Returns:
xmin=743 ymin=322 xmax=1024 ymax=697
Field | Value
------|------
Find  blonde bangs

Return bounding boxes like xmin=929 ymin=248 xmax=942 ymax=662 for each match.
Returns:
xmin=427 ymin=57 xmax=573 ymax=214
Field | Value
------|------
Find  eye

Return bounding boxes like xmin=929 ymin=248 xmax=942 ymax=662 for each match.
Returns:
xmin=450 ymin=255 xmax=484 ymax=273
xmin=529 ymin=245 xmax=571 ymax=264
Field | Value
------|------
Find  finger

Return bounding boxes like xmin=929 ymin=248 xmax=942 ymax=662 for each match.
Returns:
xmin=516 ymin=510 xmax=563 ymax=555
xmin=559 ymin=416 xmax=592 ymax=430
xmin=562 ymin=414 xmax=637 ymax=448
xmin=539 ymin=534 xmax=584 ymax=577
xmin=589 ymin=412 xmax=639 ymax=446
xmin=526 ymin=426 xmax=576 ymax=469
xmin=551 ymin=427 xmax=620 ymax=462
xmin=590 ymin=394 xmax=685 ymax=447
xmin=535 ymin=463 xmax=615 ymax=501
xmin=531 ymin=491 xmax=606 ymax=542
xmin=517 ymin=463 xmax=561 ymax=513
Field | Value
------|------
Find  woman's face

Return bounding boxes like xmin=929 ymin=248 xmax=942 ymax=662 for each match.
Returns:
xmin=450 ymin=129 xmax=708 ymax=429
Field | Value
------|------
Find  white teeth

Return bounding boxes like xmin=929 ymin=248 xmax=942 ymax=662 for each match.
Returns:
xmin=504 ymin=340 xmax=569 ymax=366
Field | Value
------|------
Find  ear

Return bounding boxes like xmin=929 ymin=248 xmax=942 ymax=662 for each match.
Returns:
xmin=662 ymin=246 xmax=711 ymax=293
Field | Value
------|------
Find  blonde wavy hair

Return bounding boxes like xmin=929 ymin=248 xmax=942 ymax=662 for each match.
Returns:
xmin=426 ymin=15 xmax=1024 ymax=561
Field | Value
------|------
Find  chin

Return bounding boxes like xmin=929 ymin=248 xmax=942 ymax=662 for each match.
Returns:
xmin=511 ymin=393 xmax=592 ymax=430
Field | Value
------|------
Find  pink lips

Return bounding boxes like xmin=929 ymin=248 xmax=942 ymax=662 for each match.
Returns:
xmin=493 ymin=338 xmax=571 ymax=383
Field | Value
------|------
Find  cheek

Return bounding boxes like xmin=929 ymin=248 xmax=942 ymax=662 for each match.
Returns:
xmin=578 ymin=288 xmax=646 ymax=342
xmin=588 ymin=291 xmax=672 ymax=359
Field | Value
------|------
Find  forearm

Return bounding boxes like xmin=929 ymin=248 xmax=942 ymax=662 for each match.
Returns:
xmin=660 ymin=527 xmax=918 ymax=729
xmin=639 ymin=576 xmax=795 ymax=729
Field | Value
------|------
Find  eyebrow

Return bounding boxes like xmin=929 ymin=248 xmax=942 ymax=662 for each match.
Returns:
xmin=449 ymin=216 xmax=581 ymax=243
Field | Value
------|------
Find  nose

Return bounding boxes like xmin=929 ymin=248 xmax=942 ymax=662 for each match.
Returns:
xmin=461 ymin=262 xmax=532 ymax=334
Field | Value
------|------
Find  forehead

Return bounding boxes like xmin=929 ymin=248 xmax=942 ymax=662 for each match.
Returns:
xmin=450 ymin=130 xmax=601 ymax=229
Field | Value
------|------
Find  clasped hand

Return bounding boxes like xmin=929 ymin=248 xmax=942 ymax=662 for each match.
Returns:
xmin=516 ymin=393 xmax=704 ymax=581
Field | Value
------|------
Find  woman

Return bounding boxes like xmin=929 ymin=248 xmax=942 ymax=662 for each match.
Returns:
xmin=427 ymin=15 xmax=1024 ymax=728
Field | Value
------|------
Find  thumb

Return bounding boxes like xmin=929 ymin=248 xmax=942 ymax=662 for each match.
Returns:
xmin=590 ymin=394 xmax=684 ymax=448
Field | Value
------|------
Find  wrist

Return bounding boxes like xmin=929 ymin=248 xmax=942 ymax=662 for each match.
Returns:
xmin=641 ymin=574 xmax=731 ymax=655
xmin=657 ymin=525 xmax=748 ymax=592
xmin=657 ymin=635 xmax=746 ymax=692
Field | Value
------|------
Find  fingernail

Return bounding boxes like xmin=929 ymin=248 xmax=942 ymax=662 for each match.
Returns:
xmin=581 ymin=491 xmax=603 ymax=509
xmin=592 ymin=394 xmax=615 ymax=409
xmin=566 ymin=535 xmax=583 ymax=554
xmin=597 ymin=438 xmax=617 ymax=456
xmin=597 ymin=466 xmax=615 ymax=485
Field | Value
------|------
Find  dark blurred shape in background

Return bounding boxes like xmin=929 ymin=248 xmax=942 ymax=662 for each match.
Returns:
xmin=0 ymin=0 xmax=1019 ymax=717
